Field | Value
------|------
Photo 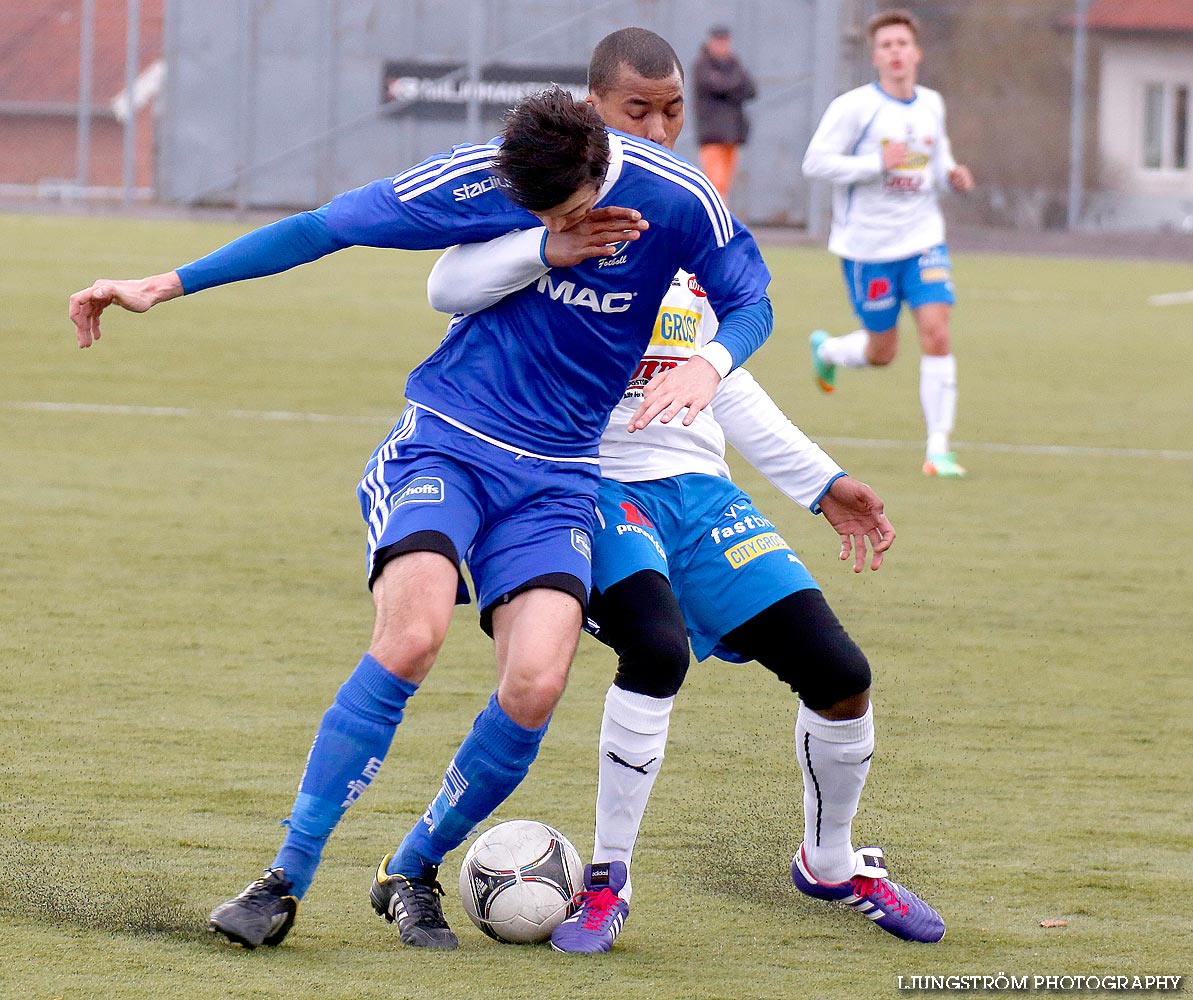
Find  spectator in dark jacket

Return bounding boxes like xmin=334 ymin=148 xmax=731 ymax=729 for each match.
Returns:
xmin=693 ymin=25 xmax=757 ymax=198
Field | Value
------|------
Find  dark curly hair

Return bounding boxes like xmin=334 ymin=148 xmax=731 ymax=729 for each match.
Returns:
xmin=494 ymin=85 xmax=609 ymax=212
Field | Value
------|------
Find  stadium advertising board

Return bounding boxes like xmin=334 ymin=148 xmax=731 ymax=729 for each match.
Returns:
xmin=382 ymin=62 xmax=588 ymax=119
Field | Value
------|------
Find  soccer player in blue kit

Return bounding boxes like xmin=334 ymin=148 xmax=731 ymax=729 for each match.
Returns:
xmin=69 ymin=86 xmax=775 ymax=950
xmin=429 ymin=28 xmax=945 ymax=951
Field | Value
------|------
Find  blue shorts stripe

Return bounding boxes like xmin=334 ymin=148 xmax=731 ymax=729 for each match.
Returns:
xmin=361 ymin=407 xmax=420 ymax=553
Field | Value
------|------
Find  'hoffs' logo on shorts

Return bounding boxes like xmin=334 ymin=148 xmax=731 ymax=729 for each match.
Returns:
xmin=390 ymin=476 xmax=444 ymax=510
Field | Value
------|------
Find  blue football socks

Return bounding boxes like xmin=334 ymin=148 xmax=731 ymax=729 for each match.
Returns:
xmin=387 ymin=692 xmax=547 ymax=877
xmin=273 ymin=654 xmax=416 ymax=898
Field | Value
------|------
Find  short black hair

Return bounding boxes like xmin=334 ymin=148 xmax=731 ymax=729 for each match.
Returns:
xmin=494 ymin=85 xmax=610 ymax=213
xmin=588 ymin=27 xmax=684 ymax=96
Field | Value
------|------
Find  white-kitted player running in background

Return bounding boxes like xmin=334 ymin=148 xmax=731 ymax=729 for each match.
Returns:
xmin=803 ymin=7 xmax=974 ymax=478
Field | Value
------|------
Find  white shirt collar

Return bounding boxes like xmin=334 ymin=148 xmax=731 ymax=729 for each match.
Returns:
xmin=596 ymin=132 xmax=624 ymax=204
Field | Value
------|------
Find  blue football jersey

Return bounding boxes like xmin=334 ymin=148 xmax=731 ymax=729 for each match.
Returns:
xmin=326 ymin=132 xmax=771 ymax=458
xmin=178 ymin=131 xmax=771 ymax=460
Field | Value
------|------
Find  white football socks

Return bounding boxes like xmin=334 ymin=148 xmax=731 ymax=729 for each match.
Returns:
xmin=592 ymin=685 xmax=673 ymax=903
xmin=816 ymin=329 xmax=871 ymax=368
xmin=920 ymin=353 xmax=958 ymax=457
xmin=796 ymin=702 xmax=874 ymax=884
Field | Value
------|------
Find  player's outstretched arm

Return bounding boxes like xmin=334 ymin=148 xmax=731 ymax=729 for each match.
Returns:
xmin=428 ymin=231 xmax=549 ymax=315
xmin=712 ymin=365 xmax=892 ymax=574
xmin=713 ymin=367 xmax=845 ymax=509
xmin=68 ymin=208 xmax=349 ymax=348
xmin=69 ymin=272 xmax=183 ymax=348
xmin=427 ymin=207 xmax=648 ymax=316
xmin=817 ymin=476 xmax=895 ymax=573
xmin=802 ymin=96 xmax=883 ymax=184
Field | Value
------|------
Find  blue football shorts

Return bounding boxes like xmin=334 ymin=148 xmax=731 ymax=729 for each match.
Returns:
xmin=591 ymin=474 xmax=819 ymax=662
xmin=842 ymin=242 xmax=956 ymax=333
xmin=357 ymin=406 xmax=598 ymax=615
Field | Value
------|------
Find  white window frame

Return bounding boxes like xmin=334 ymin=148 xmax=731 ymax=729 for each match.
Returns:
xmin=1140 ymin=79 xmax=1191 ymax=173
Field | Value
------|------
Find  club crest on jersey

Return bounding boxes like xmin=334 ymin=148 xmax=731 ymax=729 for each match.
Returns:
xmin=597 ymin=239 xmax=632 ymax=269
xmin=390 ymin=476 xmax=444 ymax=510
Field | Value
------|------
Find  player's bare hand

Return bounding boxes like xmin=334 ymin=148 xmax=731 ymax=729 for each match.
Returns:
xmin=882 ymin=141 xmax=909 ymax=171
xmin=68 ymin=272 xmax=183 ymax=348
xmin=818 ymin=476 xmax=895 ymax=573
xmin=628 ymin=356 xmax=720 ymax=432
xmin=543 ymin=207 xmax=649 ymax=268
xmin=949 ymin=164 xmax=974 ymax=193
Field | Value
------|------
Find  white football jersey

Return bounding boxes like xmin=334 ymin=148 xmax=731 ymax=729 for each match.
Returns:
xmin=803 ymin=83 xmax=958 ymax=263
xmin=598 ymin=270 xmax=731 ymax=482
xmin=599 ymin=270 xmax=844 ymax=512
xmin=427 ymin=237 xmax=844 ymax=511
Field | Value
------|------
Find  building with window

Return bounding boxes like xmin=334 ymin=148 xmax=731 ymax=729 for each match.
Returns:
xmin=1086 ymin=0 xmax=1193 ymax=230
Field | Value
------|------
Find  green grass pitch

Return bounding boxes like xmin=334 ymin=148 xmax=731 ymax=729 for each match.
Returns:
xmin=1 ymin=212 xmax=1190 ymax=998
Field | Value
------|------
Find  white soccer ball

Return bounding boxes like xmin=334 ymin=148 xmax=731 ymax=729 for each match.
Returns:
xmin=458 ymin=820 xmax=583 ymax=944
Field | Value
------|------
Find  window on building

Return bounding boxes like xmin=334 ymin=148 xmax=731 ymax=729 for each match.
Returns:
xmin=1175 ymin=85 xmax=1189 ymax=170
xmin=1143 ymin=83 xmax=1164 ymax=169
xmin=1142 ymin=81 xmax=1190 ymax=171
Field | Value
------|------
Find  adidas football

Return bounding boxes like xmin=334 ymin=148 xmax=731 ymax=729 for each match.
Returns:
xmin=458 ymin=819 xmax=583 ymax=944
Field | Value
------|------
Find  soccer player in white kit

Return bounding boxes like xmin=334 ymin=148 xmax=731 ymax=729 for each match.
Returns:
xmin=430 ymin=28 xmax=945 ymax=952
xmin=803 ymin=8 xmax=974 ymax=478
